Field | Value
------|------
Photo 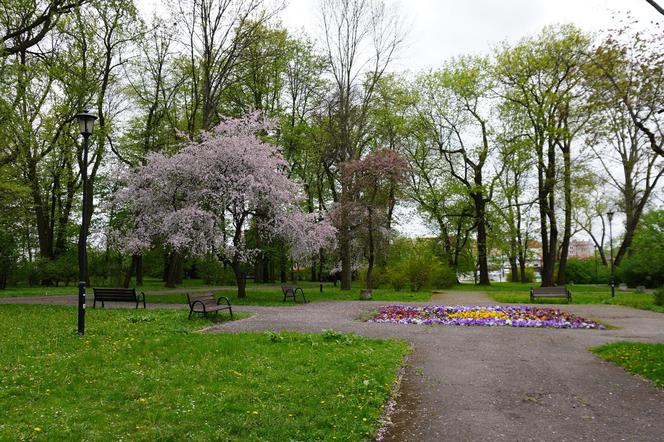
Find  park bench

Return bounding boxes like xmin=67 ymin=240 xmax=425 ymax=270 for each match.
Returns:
xmin=530 ymin=286 xmax=572 ymax=304
xmin=281 ymin=285 xmax=308 ymax=303
xmin=93 ymin=287 xmax=146 ymax=309
xmin=186 ymin=293 xmax=233 ymax=320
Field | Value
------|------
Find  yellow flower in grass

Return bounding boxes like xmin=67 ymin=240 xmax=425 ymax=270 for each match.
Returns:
xmin=34 ymin=427 xmax=41 ymax=432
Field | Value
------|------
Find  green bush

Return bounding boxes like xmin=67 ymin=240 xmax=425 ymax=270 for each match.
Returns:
xmin=507 ymin=267 xmax=536 ymax=283
xmin=41 ymin=253 xmax=77 ymax=286
xmin=655 ymin=287 xmax=664 ymax=307
xmin=370 ymin=266 xmax=389 ymax=289
xmin=0 ymin=230 xmax=18 ymax=289
xmin=196 ymin=257 xmax=234 ymax=285
xmin=389 ymin=267 xmax=408 ymax=291
xmin=389 ymin=255 xmax=455 ymax=291
xmin=403 ymin=258 xmax=432 ymax=291
xmin=564 ymin=259 xmax=600 ymax=284
xmin=617 ymin=211 xmax=664 ymax=288
xmin=431 ymin=261 xmax=456 ymax=289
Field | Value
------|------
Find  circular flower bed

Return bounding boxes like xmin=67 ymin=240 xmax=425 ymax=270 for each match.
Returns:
xmin=370 ymin=305 xmax=605 ymax=329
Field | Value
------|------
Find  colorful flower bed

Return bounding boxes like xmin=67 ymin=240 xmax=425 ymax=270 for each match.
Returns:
xmin=370 ymin=305 xmax=605 ymax=329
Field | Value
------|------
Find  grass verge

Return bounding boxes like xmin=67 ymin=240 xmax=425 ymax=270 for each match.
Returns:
xmin=0 ymin=305 xmax=409 ymax=440
xmin=591 ymin=342 xmax=664 ymax=387
xmin=0 ymin=280 xmax=432 ymax=306
xmin=454 ymin=282 xmax=663 ymax=313
xmin=148 ymin=285 xmax=431 ymax=306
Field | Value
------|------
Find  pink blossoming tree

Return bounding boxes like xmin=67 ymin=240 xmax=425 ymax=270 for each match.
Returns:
xmin=337 ymin=149 xmax=408 ymax=292
xmin=111 ymin=113 xmax=336 ymax=296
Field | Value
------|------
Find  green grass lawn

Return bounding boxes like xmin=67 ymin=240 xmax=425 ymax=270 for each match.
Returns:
xmin=591 ymin=342 xmax=664 ymax=387
xmin=0 ymin=279 xmax=432 ymax=305
xmin=452 ymin=282 xmax=664 ymax=313
xmin=0 ymin=305 xmax=409 ymax=440
xmin=148 ymin=283 xmax=431 ymax=306
xmin=0 ymin=277 xmax=211 ymax=297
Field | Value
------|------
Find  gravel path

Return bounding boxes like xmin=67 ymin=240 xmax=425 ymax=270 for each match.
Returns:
xmin=3 ymin=290 xmax=664 ymax=440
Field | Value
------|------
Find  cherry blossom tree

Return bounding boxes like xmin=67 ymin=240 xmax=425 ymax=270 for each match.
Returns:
xmin=111 ymin=113 xmax=336 ymax=296
xmin=338 ymin=149 xmax=408 ymax=292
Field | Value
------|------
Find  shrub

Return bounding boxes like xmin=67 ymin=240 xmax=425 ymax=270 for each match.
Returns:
xmin=655 ymin=287 xmax=664 ymax=307
xmin=389 ymin=267 xmax=408 ymax=291
xmin=196 ymin=257 xmax=234 ymax=285
xmin=403 ymin=258 xmax=431 ymax=291
xmin=391 ymin=255 xmax=455 ymax=291
xmin=370 ymin=266 xmax=389 ymax=289
xmin=0 ymin=230 xmax=18 ymax=289
xmin=564 ymin=259 xmax=595 ymax=285
xmin=507 ymin=267 xmax=536 ymax=283
xmin=42 ymin=253 xmax=77 ymax=286
xmin=617 ymin=211 xmax=664 ymax=288
xmin=431 ymin=261 xmax=456 ymax=289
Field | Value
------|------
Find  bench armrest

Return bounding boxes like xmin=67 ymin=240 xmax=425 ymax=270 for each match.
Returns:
xmin=216 ymin=296 xmax=232 ymax=307
xmin=190 ymin=299 xmax=207 ymax=313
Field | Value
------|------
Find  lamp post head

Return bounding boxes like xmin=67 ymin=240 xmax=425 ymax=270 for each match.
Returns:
xmin=76 ymin=110 xmax=97 ymax=138
xmin=607 ymin=211 xmax=614 ymax=223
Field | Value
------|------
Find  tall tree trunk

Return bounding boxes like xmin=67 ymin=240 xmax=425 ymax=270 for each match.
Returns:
xmin=540 ymin=140 xmax=557 ymax=287
xmin=509 ymin=256 xmax=518 ymax=282
xmin=366 ymin=209 xmax=375 ymax=291
xmin=123 ymin=254 xmax=142 ymax=288
xmin=557 ymin=142 xmax=572 ymax=285
xmin=474 ymin=194 xmax=490 ymax=285
xmin=340 ymin=229 xmax=352 ymax=290
xmin=123 ymin=255 xmax=134 ymax=288
xmin=519 ymin=256 xmax=527 ymax=283
xmin=135 ymin=254 xmax=143 ymax=285
xmin=232 ymin=259 xmax=247 ymax=299
xmin=318 ymin=248 xmax=325 ymax=282
xmin=165 ymin=252 xmax=182 ymax=288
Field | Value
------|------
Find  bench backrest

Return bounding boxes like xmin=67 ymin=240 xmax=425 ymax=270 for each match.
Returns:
xmin=187 ymin=293 xmax=217 ymax=306
xmin=532 ymin=287 xmax=568 ymax=295
xmin=93 ymin=287 xmax=137 ymax=301
xmin=281 ymin=285 xmax=296 ymax=293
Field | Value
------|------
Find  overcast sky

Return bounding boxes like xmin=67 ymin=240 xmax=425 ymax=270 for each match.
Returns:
xmin=278 ymin=0 xmax=658 ymax=72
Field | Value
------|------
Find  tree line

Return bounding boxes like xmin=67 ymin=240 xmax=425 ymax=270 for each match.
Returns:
xmin=1 ymin=0 xmax=662 ymax=291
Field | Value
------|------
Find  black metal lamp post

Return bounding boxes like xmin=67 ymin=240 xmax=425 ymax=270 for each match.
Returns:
xmin=607 ymin=211 xmax=615 ymax=298
xmin=76 ymin=110 xmax=97 ymax=335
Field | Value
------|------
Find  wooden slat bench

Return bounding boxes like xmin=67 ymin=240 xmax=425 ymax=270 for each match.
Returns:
xmin=281 ymin=285 xmax=308 ymax=303
xmin=93 ymin=287 xmax=146 ymax=309
xmin=530 ymin=286 xmax=572 ymax=303
xmin=186 ymin=293 xmax=233 ymax=320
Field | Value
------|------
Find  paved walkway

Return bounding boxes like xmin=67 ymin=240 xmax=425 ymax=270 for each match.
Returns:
xmin=2 ymin=290 xmax=664 ymax=440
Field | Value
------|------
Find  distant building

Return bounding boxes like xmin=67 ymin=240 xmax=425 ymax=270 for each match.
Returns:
xmin=568 ymin=240 xmax=594 ymax=259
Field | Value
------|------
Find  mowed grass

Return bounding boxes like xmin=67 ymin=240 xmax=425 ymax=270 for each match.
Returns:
xmin=0 ymin=305 xmax=408 ymax=441
xmin=592 ymin=342 xmax=664 ymax=387
xmin=0 ymin=277 xmax=210 ymax=297
xmin=148 ymin=283 xmax=432 ymax=306
xmin=0 ymin=279 xmax=432 ymax=306
xmin=453 ymin=282 xmax=664 ymax=313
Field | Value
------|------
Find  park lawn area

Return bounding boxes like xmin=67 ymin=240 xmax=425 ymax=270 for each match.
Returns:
xmin=147 ymin=283 xmax=432 ymax=306
xmin=452 ymin=282 xmax=664 ymax=313
xmin=0 ymin=277 xmax=212 ymax=298
xmin=0 ymin=279 xmax=432 ymax=306
xmin=0 ymin=305 xmax=409 ymax=441
xmin=591 ymin=342 xmax=664 ymax=387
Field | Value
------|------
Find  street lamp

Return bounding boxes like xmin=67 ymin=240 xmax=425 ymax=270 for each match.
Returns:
xmin=607 ymin=211 xmax=615 ymax=298
xmin=76 ymin=110 xmax=97 ymax=335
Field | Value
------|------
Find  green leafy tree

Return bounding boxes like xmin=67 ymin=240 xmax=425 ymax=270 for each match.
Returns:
xmin=619 ymin=210 xmax=664 ymax=287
